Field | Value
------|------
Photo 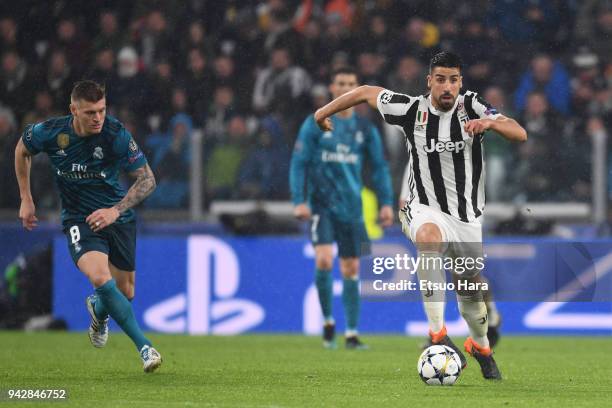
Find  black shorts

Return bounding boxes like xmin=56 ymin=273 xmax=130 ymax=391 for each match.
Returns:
xmin=63 ymin=220 xmax=137 ymax=271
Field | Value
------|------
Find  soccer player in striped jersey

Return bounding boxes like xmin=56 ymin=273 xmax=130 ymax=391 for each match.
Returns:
xmin=15 ymin=80 xmax=162 ymax=372
xmin=290 ymin=67 xmax=394 ymax=349
xmin=314 ymin=52 xmax=526 ymax=380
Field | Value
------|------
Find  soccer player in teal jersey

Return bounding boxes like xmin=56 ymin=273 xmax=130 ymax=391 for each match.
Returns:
xmin=15 ymin=80 xmax=162 ymax=372
xmin=290 ymin=67 xmax=394 ymax=349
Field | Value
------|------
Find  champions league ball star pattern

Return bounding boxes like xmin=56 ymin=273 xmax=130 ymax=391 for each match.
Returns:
xmin=417 ymin=345 xmax=462 ymax=386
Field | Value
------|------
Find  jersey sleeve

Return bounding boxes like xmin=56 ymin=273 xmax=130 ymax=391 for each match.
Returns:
xmin=376 ymin=89 xmax=418 ymax=125
xmin=365 ymin=123 xmax=393 ymax=207
xmin=114 ymin=128 xmax=147 ymax=172
xmin=21 ymin=123 xmax=47 ymax=155
xmin=470 ymin=93 xmax=501 ymax=120
xmin=289 ymin=115 xmax=318 ymax=205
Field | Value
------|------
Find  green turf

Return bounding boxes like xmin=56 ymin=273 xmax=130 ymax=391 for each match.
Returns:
xmin=0 ymin=332 xmax=609 ymax=407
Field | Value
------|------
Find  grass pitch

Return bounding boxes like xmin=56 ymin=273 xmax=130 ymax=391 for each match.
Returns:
xmin=0 ymin=332 xmax=609 ymax=407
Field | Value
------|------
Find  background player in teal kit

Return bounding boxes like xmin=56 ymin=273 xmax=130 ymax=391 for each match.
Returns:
xmin=290 ymin=67 xmax=394 ymax=349
xmin=14 ymin=80 xmax=162 ymax=372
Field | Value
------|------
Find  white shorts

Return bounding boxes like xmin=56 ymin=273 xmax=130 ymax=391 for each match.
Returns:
xmin=399 ymin=202 xmax=482 ymax=243
xmin=399 ymin=202 xmax=483 ymax=277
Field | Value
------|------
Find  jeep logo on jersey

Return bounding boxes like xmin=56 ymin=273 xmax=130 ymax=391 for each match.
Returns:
xmin=93 ymin=146 xmax=104 ymax=160
xmin=423 ymin=139 xmax=466 ymax=154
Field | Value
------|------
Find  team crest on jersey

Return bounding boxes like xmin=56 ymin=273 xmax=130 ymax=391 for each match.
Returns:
xmin=129 ymin=139 xmax=139 ymax=153
xmin=415 ymin=110 xmax=429 ymax=131
xmin=380 ymin=92 xmax=392 ymax=104
xmin=57 ymin=133 xmax=70 ymax=149
xmin=93 ymin=146 xmax=104 ymax=160
xmin=355 ymin=131 xmax=364 ymax=144
xmin=457 ymin=102 xmax=470 ymax=125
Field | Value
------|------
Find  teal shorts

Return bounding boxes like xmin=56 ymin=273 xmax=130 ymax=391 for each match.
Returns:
xmin=310 ymin=213 xmax=370 ymax=258
xmin=63 ymin=220 xmax=137 ymax=271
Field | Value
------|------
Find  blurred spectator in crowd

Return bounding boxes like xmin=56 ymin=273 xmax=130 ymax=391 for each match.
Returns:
xmin=392 ymin=17 xmax=440 ymax=63
xmin=575 ymin=1 xmax=612 ymax=65
xmin=252 ymin=46 xmax=311 ymax=137
xmin=487 ymin=0 xmax=560 ymax=51
xmin=181 ymin=21 xmax=214 ymax=61
xmin=356 ymin=51 xmax=385 ymax=85
xmin=204 ymin=85 xmax=237 ymax=143
xmin=42 ymin=49 xmax=77 ymax=110
xmin=185 ymin=48 xmax=213 ymax=123
xmin=138 ymin=10 xmax=173 ymax=69
xmin=0 ymin=50 xmax=35 ymax=120
xmin=21 ymin=90 xmax=60 ymax=130
xmin=483 ymin=86 xmax=516 ymax=201
xmin=357 ymin=13 xmax=393 ymax=58
xmin=310 ymin=84 xmax=329 ymax=110
xmin=239 ymin=116 xmax=289 ymax=199
xmin=456 ymin=18 xmax=494 ymax=92
xmin=570 ymin=47 xmax=611 ymax=119
xmin=300 ymin=20 xmax=327 ymax=80
xmin=386 ymin=55 xmax=427 ymax=95
xmin=206 ymin=115 xmax=249 ymax=200
xmin=91 ymin=10 xmax=124 ymax=53
xmin=88 ymin=48 xmax=115 ymax=85
xmin=213 ymin=55 xmax=250 ymax=111
xmin=0 ymin=106 xmax=19 ymax=207
xmin=253 ymin=46 xmax=311 ymax=114
xmin=259 ymin=8 xmax=301 ymax=60
xmin=0 ymin=16 xmax=20 ymax=51
xmin=147 ymin=60 xmax=174 ymax=129
xmin=145 ymin=113 xmax=193 ymax=208
xmin=515 ymin=92 xmax=564 ymax=201
xmin=108 ymin=46 xmax=150 ymax=115
xmin=53 ymin=18 xmax=88 ymax=67
xmin=515 ymin=54 xmax=571 ymax=115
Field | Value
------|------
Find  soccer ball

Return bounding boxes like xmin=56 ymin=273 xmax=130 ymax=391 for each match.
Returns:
xmin=417 ymin=345 xmax=462 ymax=386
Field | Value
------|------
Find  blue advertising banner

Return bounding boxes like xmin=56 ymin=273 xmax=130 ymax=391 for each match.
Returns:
xmin=53 ymin=235 xmax=612 ymax=336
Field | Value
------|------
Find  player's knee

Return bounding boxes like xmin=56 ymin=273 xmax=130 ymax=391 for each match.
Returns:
xmin=90 ymin=273 xmax=112 ymax=288
xmin=415 ymin=223 xmax=443 ymax=245
xmin=316 ymin=255 xmax=334 ymax=270
xmin=340 ymin=258 xmax=359 ymax=279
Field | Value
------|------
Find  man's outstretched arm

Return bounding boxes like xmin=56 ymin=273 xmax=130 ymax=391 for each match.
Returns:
xmin=314 ymin=85 xmax=385 ymax=130
xmin=15 ymin=138 xmax=37 ymax=230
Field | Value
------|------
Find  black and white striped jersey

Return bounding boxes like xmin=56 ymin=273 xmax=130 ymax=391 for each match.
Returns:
xmin=377 ymin=90 xmax=500 ymax=223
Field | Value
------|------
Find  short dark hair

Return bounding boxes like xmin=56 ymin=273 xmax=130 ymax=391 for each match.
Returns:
xmin=71 ymin=80 xmax=105 ymax=102
xmin=330 ymin=66 xmax=360 ymax=84
xmin=429 ymin=51 xmax=463 ymax=73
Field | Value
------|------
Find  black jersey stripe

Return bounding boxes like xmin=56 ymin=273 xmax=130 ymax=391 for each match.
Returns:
xmin=384 ymin=114 xmax=407 ymax=127
xmin=389 ymin=94 xmax=412 ymax=104
xmin=425 ymin=113 xmax=449 ymax=215
xmin=464 ymin=94 xmax=483 ymax=218
xmin=450 ymin=111 xmax=469 ymax=222
xmin=403 ymin=102 xmax=428 ymax=205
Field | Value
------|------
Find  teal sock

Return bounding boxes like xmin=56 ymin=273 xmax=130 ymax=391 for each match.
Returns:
xmin=315 ymin=269 xmax=333 ymax=321
xmin=342 ymin=278 xmax=360 ymax=332
xmin=93 ymin=293 xmax=132 ymax=321
xmin=95 ymin=279 xmax=151 ymax=351
xmin=93 ymin=295 xmax=109 ymax=320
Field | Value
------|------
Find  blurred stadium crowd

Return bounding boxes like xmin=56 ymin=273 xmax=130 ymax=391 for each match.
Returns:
xmin=0 ymin=0 xmax=610 ymax=212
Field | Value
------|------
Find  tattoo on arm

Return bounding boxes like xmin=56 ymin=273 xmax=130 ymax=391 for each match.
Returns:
xmin=114 ymin=164 xmax=156 ymax=213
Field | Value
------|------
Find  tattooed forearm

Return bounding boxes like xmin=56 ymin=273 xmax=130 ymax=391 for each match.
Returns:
xmin=114 ymin=164 xmax=157 ymax=213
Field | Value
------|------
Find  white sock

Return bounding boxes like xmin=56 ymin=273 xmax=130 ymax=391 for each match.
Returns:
xmin=345 ymin=329 xmax=358 ymax=337
xmin=458 ymin=295 xmax=489 ymax=348
xmin=486 ymin=300 xmax=500 ymax=327
xmin=417 ymin=251 xmax=446 ymax=333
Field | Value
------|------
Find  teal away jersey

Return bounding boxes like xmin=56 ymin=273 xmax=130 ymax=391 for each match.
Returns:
xmin=290 ymin=113 xmax=393 ymax=222
xmin=22 ymin=115 xmax=147 ymax=226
